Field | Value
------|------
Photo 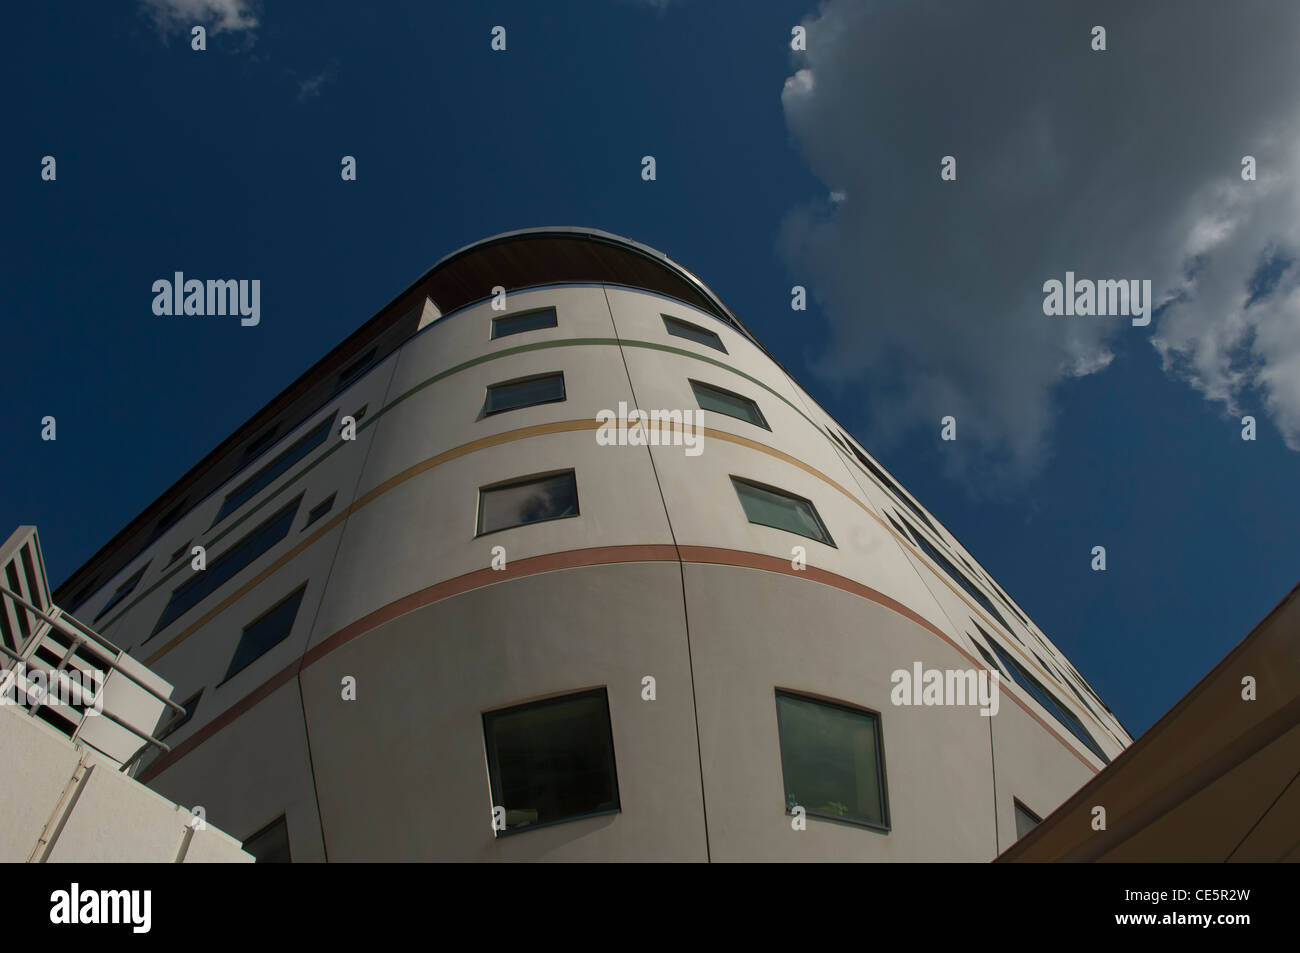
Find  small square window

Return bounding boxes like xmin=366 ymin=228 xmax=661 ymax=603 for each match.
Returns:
xmin=158 ymin=690 xmax=202 ymax=740
xmin=483 ymin=688 xmax=620 ymax=834
xmin=477 ymin=470 xmax=579 ymax=536
xmin=775 ymin=691 xmax=889 ymax=830
xmin=662 ymin=314 xmax=726 ymax=352
xmin=731 ymin=477 xmax=835 ymax=546
xmin=1014 ymin=798 xmax=1042 ymax=840
xmin=483 ymin=372 xmax=566 ymax=416
xmin=491 ymin=308 xmax=558 ymax=339
xmin=243 ymin=815 xmax=291 ymax=863
xmin=689 ymin=379 xmax=769 ymax=429
xmin=333 ymin=348 xmax=377 ymax=394
xmin=222 ymin=585 xmax=307 ymax=683
xmin=304 ymin=494 xmax=336 ymax=529
xmin=93 ymin=563 xmax=151 ymax=624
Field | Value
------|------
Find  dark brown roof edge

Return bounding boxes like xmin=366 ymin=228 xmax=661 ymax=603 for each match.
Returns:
xmin=994 ymin=577 xmax=1300 ymax=861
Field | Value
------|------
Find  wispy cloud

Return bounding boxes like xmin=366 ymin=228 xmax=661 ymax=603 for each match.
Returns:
xmin=295 ymin=67 xmax=333 ymax=102
xmin=139 ymin=0 xmax=259 ymax=38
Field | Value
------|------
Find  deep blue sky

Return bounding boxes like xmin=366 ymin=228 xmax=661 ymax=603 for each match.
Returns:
xmin=4 ymin=1 xmax=1297 ymax=740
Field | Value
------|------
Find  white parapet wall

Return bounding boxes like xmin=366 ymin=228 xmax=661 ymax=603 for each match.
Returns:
xmin=0 ymin=700 xmax=252 ymax=863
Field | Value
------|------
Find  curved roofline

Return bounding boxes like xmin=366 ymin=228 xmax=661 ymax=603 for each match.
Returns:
xmin=52 ymin=227 xmax=780 ymax=604
xmin=415 ymin=226 xmax=765 ymax=349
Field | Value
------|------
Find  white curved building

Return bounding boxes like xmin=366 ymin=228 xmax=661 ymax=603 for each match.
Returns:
xmin=54 ymin=228 xmax=1131 ymax=861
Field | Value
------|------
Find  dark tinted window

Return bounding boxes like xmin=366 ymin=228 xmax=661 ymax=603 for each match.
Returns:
xmin=146 ymin=499 xmax=189 ymax=545
xmin=223 ymin=585 xmax=307 ymax=682
xmin=663 ymin=314 xmax=726 ymax=352
xmin=689 ymin=380 xmax=768 ymax=428
xmin=333 ymin=348 xmax=376 ymax=394
xmin=1014 ymin=799 xmax=1042 ymax=839
xmin=775 ymin=691 xmax=889 ymax=829
xmin=93 ymin=563 xmax=150 ymax=624
xmin=491 ymin=308 xmax=557 ymax=339
xmin=911 ymin=531 xmax=1012 ymax=631
xmin=477 ymin=471 xmax=578 ymax=535
xmin=304 ymin=494 xmax=336 ymax=528
xmin=988 ymin=640 xmax=1110 ymax=764
xmin=732 ymin=477 xmax=835 ymax=546
xmin=168 ymin=541 xmax=192 ymax=568
xmin=158 ymin=691 xmax=202 ymax=740
xmin=837 ymin=430 xmax=940 ymax=534
xmin=483 ymin=688 xmax=620 ymax=834
xmin=484 ymin=372 xmax=566 ymax=416
xmin=213 ymin=415 xmax=334 ymax=526
xmin=151 ymin=496 xmax=302 ymax=638
xmin=243 ymin=815 xmax=291 ymax=863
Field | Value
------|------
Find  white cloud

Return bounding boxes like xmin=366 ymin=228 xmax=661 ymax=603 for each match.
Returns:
xmin=780 ymin=0 xmax=1300 ymax=480
xmin=139 ymin=0 xmax=258 ymax=36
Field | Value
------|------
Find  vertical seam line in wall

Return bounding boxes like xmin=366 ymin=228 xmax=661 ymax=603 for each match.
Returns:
xmin=295 ymin=674 xmax=329 ymax=862
xmin=602 ymin=285 xmax=711 ymax=862
xmin=988 ymin=714 xmax=1000 ymax=858
xmin=290 ymin=356 xmax=402 ymax=863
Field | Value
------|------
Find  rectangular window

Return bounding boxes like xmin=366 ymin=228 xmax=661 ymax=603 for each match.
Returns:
xmin=333 ymin=348 xmax=376 ymax=395
xmin=885 ymin=512 xmax=913 ymax=543
xmin=987 ymin=640 xmax=1110 ymax=764
xmin=689 ymin=379 xmax=768 ymax=429
xmin=243 ymin=815 xmax=291 ymax=863
xmin=240 ymin=426 xmax=281 ymax=468
xmin=969 ymin=635 xmax=1005 ymax=678
xmin=212 ymin=415 xmax=334 ymax=527
xmin=150 ymin=496 xmax=302 ymax=638
xmin=491 ymin=308 xmax=558 ymax=339
xmin=477 ymin=470 xmax=579 ymax=536
xmin=483 ymin=688 xmax=620 ymax=834
xmin=911 ymin=531 xmax=1012 ymax=631
xmin=66 ymin=577 xmax=101 ymax=614
xmin=731 ymin=477 xmax=835 ymax=546
xmin=222 ymin=585 xmax=307 ymax=682
xmin=92 ymin=563 xmax=150 ymax=624
xmin=775 ymin=690 xmax=889 ymax=830
xmin=158 ymin=691 xmax=202 ymax=740
xmin=1014 ymin=798 xmax=1042 ymax=840
xmin=837 ymin=430 xmax=940 ymax=534
xmin=146 ymin=499 xmax=190 ymax=546
xmin=663 ymin=314 xmax=726 ymax=352
xmin=483 ymin=372 xmax=566 ymax=416
xmin=304 ymin=494 xmax=336 ymax=529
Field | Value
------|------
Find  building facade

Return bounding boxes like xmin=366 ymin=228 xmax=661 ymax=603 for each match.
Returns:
xmin=53 ymin=228 xmax=1131 ymax=861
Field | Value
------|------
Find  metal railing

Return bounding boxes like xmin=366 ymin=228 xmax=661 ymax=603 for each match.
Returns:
xmin=0 ymin=527 xmax=183 ymax=773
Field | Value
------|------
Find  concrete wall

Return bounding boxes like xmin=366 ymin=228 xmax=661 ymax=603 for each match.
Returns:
xmin=77 ymin=277 xmax=1127 ymax=860
xmin=0 ymin=702 xmax=250 ymax=863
